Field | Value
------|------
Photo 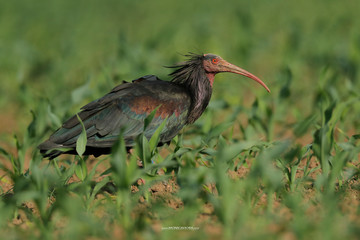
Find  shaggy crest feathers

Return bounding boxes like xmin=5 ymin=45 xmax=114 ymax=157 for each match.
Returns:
xmin=167 ymin=53 xmax=205 ymax=85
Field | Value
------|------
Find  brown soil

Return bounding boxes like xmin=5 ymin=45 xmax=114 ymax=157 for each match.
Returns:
xmin=2 ymin=154 xmax=359 ymax=239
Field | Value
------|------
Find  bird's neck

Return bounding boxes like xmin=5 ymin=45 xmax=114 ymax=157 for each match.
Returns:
xmin=169 ymin=56 xmax=214 ymax=124
xmin=172 ymin=70 xmax=213 ymax=124
xmin=185 ymin=74 xmax=213 ymax=124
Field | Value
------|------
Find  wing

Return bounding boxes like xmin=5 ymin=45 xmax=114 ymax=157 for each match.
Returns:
xmin=38 ymin=75 xmax=191 ymax=157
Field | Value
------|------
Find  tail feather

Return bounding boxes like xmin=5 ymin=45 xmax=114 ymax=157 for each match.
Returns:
xmin=40 ymin=149 xmax=63 ymax=159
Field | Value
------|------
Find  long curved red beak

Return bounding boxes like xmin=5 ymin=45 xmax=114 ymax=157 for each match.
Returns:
xmin=221 ymin=60 xmax=270 ymax=92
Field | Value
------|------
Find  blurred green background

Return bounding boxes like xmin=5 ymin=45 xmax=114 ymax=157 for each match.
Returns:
xmin=1 ymin=0 xmax=359 ymax=134
xmin=0 ymin=0 xmax=360 ymax=239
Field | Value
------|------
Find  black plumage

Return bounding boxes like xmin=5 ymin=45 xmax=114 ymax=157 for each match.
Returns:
xmin=38 ymin=53 xmax=270 ymax=159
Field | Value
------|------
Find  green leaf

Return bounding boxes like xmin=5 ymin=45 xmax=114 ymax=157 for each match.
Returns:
xmin=87 ymin=158 xmax=105 ymax=180
xmin=91 ymin=177 xmax=110 ymax=198
xmin=47 ymin=105 xmax=62 ymax=127
xmin=27 ymin=110 xmax=37 ymax=139
xmin=278 ymin=66 xmax=292 ymax=99
xmin=76 ymin=114 xmax=87 ymax=157
xmin=205 ymin=122 xmax=233 ymax=142
xmin=0 ymin=146 xmax=10 ymax=160
xmin=75 ymin=157 xmax=87 ymax=181
xmin=293 ymin=115 xmax=317 ymax=137
xmin=143 ymin=105 xmax=161 ymax=130
xmin=71 ymin=78 xmax=92 ymax=104
xmin=219 ymin=141 xmax=258 ymax=163
xmin=149 ymin=116 xmax=168 ymax=152
xmin=141 ymin=135 xmax=151 ymax=165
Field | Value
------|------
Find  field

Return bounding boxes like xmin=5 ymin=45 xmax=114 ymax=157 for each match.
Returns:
xmin=1 ymin=0 xmax=360 ymax=239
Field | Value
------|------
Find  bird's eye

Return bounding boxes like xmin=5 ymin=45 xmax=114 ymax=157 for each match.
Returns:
xmin=212 ymin=58 xmax=219 ymax=64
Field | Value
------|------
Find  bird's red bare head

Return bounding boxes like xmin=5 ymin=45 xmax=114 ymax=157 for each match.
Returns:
xmin=203 ymin=53 xmax=270 ymax=92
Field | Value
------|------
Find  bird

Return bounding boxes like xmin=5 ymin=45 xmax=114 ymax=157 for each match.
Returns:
xmin=38 ymin=53 xmax=270 ymax=159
